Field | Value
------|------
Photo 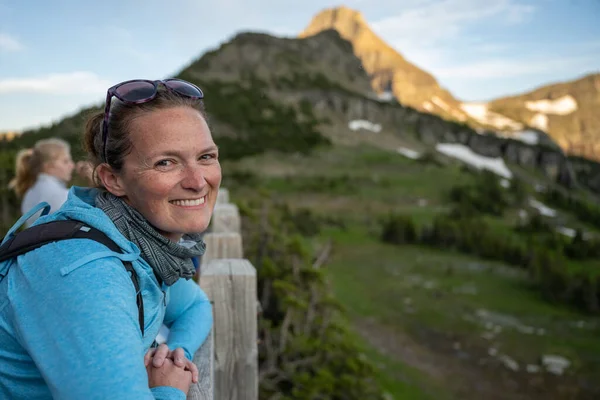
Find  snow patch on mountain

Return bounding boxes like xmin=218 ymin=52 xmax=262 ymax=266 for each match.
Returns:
xmin=430 ymin=96 xmax=467 ymax=121
xmin=435 ymin=143 xmax=513 ymax=179
xmin=529 ymin=113 xmax=549 ymax=131
xmin=460 ymin=102 xmax=523 ymax=130
xmin=397 ymin=147 xmax=420 ymax=159
xmin=525 ymin=95 xmax=577 ymax=115
xmin=349 ymin=119 xmax=381 ymax=133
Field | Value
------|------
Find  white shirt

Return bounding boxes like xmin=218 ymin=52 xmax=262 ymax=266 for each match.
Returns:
xmin=21 ymin=173 xmax=69 ymax=227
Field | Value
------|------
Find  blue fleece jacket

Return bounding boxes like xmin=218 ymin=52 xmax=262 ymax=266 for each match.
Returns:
xmin=0 ymin=187 xmax=213 ymax=400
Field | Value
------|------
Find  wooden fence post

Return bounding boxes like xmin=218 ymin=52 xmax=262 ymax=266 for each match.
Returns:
xmin=201 ymin=233 xmax=244 ymax=268
xmin=216 ymin=188 xmax=230 ymax=205
xmin=200 ymin=259 xmax=258 ymax=400
xmin=211 ymin=204 xmax=241 ymax=234
xmin=188 ymin=188 xmax=258 ymax=400
xmin=186 ymin=328 xmax=214 ymax=400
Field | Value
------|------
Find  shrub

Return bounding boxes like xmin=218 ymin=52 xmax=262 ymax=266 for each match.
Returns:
xmin=380 ymin=213 xmax=418 ymax=245
xmin=241 ymin=199 xmax=385 ymax=399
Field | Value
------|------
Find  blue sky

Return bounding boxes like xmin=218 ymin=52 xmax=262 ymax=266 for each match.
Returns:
xmin=0 ymin=0 xmax=599 ymax=131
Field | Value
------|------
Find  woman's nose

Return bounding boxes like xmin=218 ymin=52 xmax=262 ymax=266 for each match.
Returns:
xmin=181 ymin=165 xmax=206 ymax=190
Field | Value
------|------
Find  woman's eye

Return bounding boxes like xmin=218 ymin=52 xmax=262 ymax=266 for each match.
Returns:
xmin=155 ymin=159 xmax=174 ymax=168
xmin=200 ymin=153 xmax=218 ymax=161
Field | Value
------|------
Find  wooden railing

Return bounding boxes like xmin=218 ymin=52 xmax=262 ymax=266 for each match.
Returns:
xmin=187 ymin=188 xmax=259 ymax=400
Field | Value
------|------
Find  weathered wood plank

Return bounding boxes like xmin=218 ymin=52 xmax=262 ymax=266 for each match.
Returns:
xmin=186 ymin=328 xmax=214 ymax=400
xmin=216 ymin=188 xmax=230 ymax=205
xmin=199 ymin=259 xmax=258 ymax=400
xmin=210 ymin=204 xmax=241 ymax=233
xmin=200 ymin=232 xmax=243 ymax=269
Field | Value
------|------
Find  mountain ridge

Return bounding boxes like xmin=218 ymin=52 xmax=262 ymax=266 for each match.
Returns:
xmin=7 ymin=28 xmax=585 ymax=192
xmin=299 ymin=6 xmax=467 ymax=122
xmin=299 ymin=6 xmax=600 ymax=162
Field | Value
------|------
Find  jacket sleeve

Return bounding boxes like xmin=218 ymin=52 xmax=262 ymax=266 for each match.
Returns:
xmin=163 ymin=277 xmax=213 ymax=360
xmin=10 ymin=253 xmax=185 ymax=400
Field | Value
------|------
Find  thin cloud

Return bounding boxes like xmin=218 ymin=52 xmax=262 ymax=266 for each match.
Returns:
xmin=368 ymin=0 xmax=536 ymax=74
xmin=432 ymin=56 xmax=597 ymax=79
xmin=105 ymin=26 xmax=153 ymax=63
xmin=572 ymin=39 xmax=600 ymax=51
xmin=0 ymin=72 xmax=111 ymax=95
xmin=371 ymin=0 xmax=535 ymax=47
xmin=504 ymin=2 xmax=536 ymax=23
xmin=0 ymin=33 xmax=23 ymax=51
xmin=360 ymin=0 xmax=597 ymax=99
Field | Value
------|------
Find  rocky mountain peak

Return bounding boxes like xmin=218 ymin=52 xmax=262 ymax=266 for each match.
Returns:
xmin=299 ymin=6 xmax=466 ymax=122
xmin=300 ymin=7 xmax=600 ymax=162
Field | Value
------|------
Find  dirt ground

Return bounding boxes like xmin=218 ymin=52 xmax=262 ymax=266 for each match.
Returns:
xmin=354 ymin=317 xmax=599 ymax=400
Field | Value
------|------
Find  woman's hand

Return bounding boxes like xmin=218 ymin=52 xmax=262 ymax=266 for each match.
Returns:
xmin=146 ymin=357 xmax=193 ymax=394
xmin=144 ymin=344 xmax=199 ymax=383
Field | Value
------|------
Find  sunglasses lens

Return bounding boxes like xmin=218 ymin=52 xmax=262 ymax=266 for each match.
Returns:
xmin=165 ymin=79 xmax=204 ymax=98
xmin=115 ymin=81 xmax=156 ymax=102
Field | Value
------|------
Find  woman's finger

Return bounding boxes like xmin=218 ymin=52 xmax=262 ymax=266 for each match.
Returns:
xmin=144 ymin=348 xmax=156 ymax=367
xmin=186 ymin=359 xmax=199 ymax=383
xmin=171 ymin=347 xmax=186 ymax=368
xmin=152 ymin=344 xmax=170 ymax=368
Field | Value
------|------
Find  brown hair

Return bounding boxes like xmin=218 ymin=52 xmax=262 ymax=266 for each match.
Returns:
xmin=9 ymin=138 xmax=71 ymax=198
xmin=83 ymin=87 xmax=208 ymax=188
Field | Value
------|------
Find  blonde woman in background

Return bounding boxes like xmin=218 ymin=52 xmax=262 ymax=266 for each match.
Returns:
xmin=9 ymin=138 xmax=75 ymax=226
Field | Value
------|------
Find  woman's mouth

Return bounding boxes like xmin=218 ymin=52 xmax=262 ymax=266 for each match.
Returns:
xmin=170 ymin=196 xmax=206 ymax=207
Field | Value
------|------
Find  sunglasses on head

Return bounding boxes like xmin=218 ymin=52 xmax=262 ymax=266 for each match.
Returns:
xmin=101 ymin=78 xmax=204 ymax=162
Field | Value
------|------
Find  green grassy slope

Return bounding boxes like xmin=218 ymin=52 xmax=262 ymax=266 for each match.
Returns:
xmin=225 ymin=142 xmax=600 ymax=400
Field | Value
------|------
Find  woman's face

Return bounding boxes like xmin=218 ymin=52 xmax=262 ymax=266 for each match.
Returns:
xmin=114 ymin=106 xmax=222 ymax=241
xmin=46 ymin=149 xmax=74 ymax=183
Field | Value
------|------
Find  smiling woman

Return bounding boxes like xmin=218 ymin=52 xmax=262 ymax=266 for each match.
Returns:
xmin=96 ymin=105 xmax=221 ymax=241
xmin=0 ymin=79 xmax=220 ymax=400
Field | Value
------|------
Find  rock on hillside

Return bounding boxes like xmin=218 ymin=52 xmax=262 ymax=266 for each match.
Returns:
xmin=183 ymin=30 xmax=372 ymax=96
xmin=178 ymin=29 xmax=383 ymax=147
xmin=299 ymin=6 xmax=467 ymax=123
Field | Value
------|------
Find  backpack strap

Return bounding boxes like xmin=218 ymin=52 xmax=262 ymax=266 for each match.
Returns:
xmin=0 ymin=220 xmax=145 ymax=336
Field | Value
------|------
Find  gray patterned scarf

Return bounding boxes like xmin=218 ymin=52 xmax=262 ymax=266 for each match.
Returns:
xmin=96 ymin=190 xmax=205 ymax=286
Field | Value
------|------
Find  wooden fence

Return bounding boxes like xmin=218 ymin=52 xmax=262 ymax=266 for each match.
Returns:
xmin=187 ymin=188 xmax=259 ymax=400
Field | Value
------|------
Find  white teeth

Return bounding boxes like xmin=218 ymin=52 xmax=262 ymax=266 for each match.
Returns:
xmin=171 ymin=197 xmax=205 ymax=206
